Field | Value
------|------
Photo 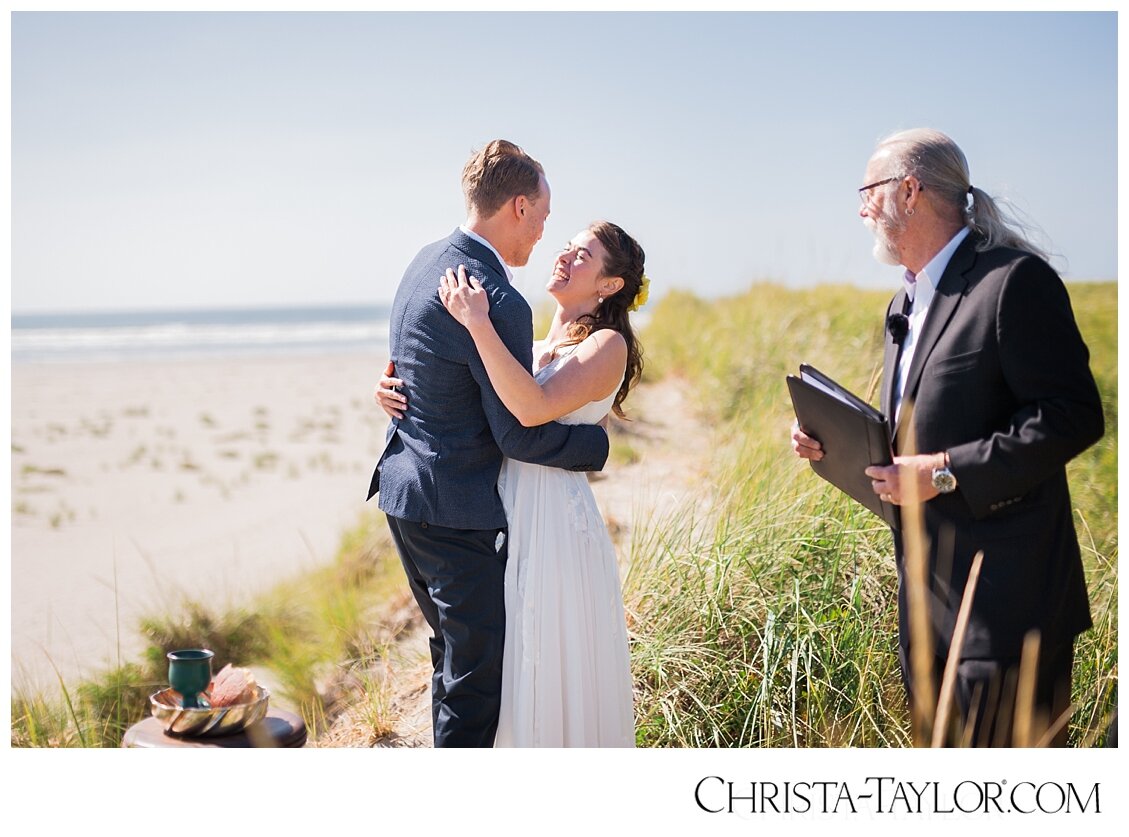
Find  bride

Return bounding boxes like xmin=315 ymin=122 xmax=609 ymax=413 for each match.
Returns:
xmin=376 ymin=220 xmax=647 ymax=747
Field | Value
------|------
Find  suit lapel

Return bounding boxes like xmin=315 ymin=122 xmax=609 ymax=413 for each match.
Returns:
xmin=881 ymin=288 xmax=908 ymax=427
xmin=892 ymin=235 xmax=978 ymax=440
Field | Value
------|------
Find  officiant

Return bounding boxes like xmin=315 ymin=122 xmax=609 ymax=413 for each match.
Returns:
xmin=791 ymin=129 xmax=1103 ymax=747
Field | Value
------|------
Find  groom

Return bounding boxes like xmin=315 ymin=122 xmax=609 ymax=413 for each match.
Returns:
xmin=368 ymin=140 xmax=609 ymax=747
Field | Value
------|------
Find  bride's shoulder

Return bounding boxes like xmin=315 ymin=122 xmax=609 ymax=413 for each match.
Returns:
xmin=582 ymin=328 xmax=627 ymax=355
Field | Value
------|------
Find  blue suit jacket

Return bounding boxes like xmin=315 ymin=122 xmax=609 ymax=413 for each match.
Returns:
xmin=368 ymin=229 xmax=609 ymax=530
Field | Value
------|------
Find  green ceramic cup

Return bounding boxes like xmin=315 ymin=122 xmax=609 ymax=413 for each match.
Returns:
xmin=167 ymin=649 xmax=214 ymax=708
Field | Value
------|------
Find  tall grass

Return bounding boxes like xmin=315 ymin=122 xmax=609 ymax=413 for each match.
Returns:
xmin=626 ymin=281 xmax=1117 ymax=747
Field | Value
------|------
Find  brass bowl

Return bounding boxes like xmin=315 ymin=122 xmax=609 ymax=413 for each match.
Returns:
xmin=149 ymin=686 xmax=270 ymax=737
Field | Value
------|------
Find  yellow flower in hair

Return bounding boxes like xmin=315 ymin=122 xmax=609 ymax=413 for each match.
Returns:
xmin=629 ymin=274 xmax=650 ymax=312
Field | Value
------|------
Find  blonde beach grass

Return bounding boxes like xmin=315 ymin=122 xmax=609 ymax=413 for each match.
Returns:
xmin=622 ymin=280 xmax=1116 ymax=747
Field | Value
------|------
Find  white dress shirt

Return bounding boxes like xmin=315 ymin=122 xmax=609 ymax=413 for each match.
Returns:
xmin=459 ymin=224 xmax=513 ymax=283
xmin=893 ymin=226 xmax=971 ymax=420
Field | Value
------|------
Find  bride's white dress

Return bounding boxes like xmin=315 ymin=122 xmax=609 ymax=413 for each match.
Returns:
xmin=493 ymin=348 xmax=635 ymax=747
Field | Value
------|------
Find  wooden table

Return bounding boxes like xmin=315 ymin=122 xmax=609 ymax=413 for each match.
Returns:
xmin=122 ymin=707 xmax=307 ymax=748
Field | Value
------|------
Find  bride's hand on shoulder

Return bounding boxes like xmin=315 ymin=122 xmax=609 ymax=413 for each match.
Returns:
xmin=438 ymin=265 xmax=490 ymax=330
xmin=373 ymin=360 xmax=408 ymax=420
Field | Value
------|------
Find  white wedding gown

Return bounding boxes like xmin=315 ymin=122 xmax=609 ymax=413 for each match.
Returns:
xmin=493 ymin=348 xmax=636 ymax=747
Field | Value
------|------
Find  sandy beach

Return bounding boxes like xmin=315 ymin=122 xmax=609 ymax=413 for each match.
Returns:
xmin=10 ymin=344 xmax=705 ymax=715
xmin=10 ymin=352 xmax=390 ymax=692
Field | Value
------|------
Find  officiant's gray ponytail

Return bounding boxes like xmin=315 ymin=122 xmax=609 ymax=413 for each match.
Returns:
xmin=877 ymin=128 xmax=1050 ymax=262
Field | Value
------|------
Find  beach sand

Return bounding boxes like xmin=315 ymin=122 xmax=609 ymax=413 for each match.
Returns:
xmin=10 ymin=349 xmax=709 ymax=728
xmin=10 ymin=352 xmax=390 ymax=692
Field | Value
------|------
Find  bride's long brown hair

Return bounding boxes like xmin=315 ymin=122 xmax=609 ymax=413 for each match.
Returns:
xmin=556 ymin=220 xmax=645 ymax=418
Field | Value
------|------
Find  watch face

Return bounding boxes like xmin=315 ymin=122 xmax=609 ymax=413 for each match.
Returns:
xmin=933 ymin=468 xmax=957 ymax=493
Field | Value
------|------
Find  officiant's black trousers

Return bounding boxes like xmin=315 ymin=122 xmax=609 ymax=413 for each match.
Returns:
xmin=386 ymin=514 xmax=508 ymax=748
xmin=900 ymin=638 xmax=1074 ymax=747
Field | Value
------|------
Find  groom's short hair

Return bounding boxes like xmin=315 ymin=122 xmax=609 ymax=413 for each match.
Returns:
xmin=462 ymin=140 xmax=545 ymax=217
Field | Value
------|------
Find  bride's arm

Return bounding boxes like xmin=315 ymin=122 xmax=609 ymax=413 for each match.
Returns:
xmin=439 ymin=266 xmax=626 ymax=427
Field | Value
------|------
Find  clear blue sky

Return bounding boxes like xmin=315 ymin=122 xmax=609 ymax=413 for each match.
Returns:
xmin=10 ymin=10 xmax=1118 ymax=313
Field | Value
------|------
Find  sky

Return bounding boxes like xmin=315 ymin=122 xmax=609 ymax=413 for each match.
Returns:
xmin=8 ymin=9 xmax=1119 ymax=314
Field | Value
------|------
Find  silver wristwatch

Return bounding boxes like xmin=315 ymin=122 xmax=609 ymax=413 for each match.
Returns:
xmin=931 ymin=454 xmax=957 ymax=493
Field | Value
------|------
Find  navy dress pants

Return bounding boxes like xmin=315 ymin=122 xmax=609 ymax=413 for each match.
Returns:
xmin=386 ymin=515 xmax=507 ymax=748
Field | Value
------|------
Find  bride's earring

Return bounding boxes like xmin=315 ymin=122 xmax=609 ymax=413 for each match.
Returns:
xmin=597 ymin=296 xmax=604 ymax=304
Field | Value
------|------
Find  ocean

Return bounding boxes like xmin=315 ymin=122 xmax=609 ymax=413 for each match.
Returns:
xmin=10 ymin=304 xmax=391 ymax=364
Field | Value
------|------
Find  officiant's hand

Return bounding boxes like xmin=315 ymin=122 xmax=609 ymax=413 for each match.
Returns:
xmin=790 ymin=421 xmax=824 ymax=461
xmin=439 ymin=265 xmax=490 ymax=332
xmin=865 ymin=453 xmax=945 ymax=505
xmin=374 ymin=361 xmax=407 ymax=420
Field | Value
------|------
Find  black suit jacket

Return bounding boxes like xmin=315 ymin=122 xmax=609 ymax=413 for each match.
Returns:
xmin=368 ymin=229 xmax=609 ymax=530
xmin=878 ymin=233 xmax=1103 ymax=659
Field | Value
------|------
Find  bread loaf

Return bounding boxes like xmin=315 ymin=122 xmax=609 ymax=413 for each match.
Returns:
xmin=207 ymin=664 xmax=258 ymax=706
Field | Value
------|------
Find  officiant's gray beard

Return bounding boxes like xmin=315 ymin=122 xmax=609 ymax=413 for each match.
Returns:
xmin=864 ymin=209 xmax=904 ymax=267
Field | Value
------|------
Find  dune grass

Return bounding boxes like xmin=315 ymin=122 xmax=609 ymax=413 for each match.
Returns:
xmin=11 ymin=281 xmax=1116 ymax=748
xmin=624 ymin=281 xmax=1117 ymax=747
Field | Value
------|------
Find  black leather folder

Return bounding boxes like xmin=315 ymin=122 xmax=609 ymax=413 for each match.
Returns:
xmin=786 ymin=364 xmax=900 ymax=529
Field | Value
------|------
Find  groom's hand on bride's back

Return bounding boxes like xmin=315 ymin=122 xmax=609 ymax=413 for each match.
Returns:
xmin=790 ymin=421 xmax=824 ymax=461
xmin=374 ymin=360 xmax=408 ymax=420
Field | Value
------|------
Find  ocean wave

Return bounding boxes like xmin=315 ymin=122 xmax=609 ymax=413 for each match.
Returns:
xmin=11 ymin=317 xmax=390 ymax=363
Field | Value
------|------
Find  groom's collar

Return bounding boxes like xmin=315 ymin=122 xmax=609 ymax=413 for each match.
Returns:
xmin=458 ymin=225 xmax=513 ymax=283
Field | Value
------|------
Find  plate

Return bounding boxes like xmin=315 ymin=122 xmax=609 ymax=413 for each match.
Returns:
xmin=149 ymin=686 xmax=270 ymax=737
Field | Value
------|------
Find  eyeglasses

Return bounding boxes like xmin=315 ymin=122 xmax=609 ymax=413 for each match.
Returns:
xmin=858 ymin=176 xmax=901 ymax=207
